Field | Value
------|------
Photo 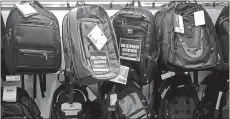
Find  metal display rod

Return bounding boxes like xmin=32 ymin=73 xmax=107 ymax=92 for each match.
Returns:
xmin=1 ymin=1 xmax=228 ymax=10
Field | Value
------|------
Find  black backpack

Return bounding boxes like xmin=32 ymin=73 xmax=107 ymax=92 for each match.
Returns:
xmin=50 ymin=83 xmax=91 ymax=119
xmin=1 ymin=14 xmax=8 ymax=80
xmin=62 ymin=5 xmax=120 ymax=85
xmin=5 ymin=1 xmax=61 ymax=74
xmin=1 ymin=87 xmax=43 ymax=119
xmin=111 ymin=7 xmax=160 ymax=85
xmin=155 ymin=2 xmax=224 ymax=71
xmin=101 ymin=81 xmax=155 ymax=119
xmin=215 ymin=5 xmax=229 ymax=71
xmin=201 ymin=72 xmax=228 ymax=119
xmin=157 ymin=73 xmax=199 ymax=119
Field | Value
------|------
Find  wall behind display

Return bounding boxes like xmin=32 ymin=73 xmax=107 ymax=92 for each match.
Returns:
xmin=1 ymin=7 xmax=224 ymax=118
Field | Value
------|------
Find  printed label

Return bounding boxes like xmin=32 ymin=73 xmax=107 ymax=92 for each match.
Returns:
xmin=110 ymin=65 xmax=129 ymax=85
xmin=194 ymin=10 xmax=205 ymax=26
xmin=174 ymin=14 xmax=184 ymax=33
xmin=87 ymin=25 xmax=108 ymax=51
xmin=90 ymin=51 xmax=110 ymax=72
xmin=6 ymin=75 xmax=20 ymax=82
xmin=61 ymin=102 xmax=82 ymax=116
xmin=3 ymin=86 xmax=17 ymax=102
xmin=120 ymin=38 xmax=141 ymax=61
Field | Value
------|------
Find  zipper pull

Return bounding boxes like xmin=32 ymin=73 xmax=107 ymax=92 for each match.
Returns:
xmin=43 ymin=53 xmax=48 ymax=60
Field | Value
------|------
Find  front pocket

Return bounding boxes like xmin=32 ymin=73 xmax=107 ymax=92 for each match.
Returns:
xmin=16 ymin=49 xmax=56 ymax=71
xmin=15 ymin=24 xmax=56 ymax=49
xmin=117 ymin=25 xmax=146 ymax=39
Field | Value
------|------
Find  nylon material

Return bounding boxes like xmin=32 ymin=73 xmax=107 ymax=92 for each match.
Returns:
xmin=171 ymin=43 xmax=215 ymax=69
xmin=15 ymin=25 xmax=55 ymax=48
xmin=129 ymin=109 xmax=147 ymax=119
xmin=3 ymin=103 xmax=32 ymax=118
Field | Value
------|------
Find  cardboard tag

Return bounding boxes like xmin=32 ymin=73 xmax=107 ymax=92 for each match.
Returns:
xmin=90 ymin=51 xmax=110 ymax=72
xmin=87 ymin=25 xmax=108 ymax=51
xmin=14 ymin=3 xmax=37 ymax=17
xmin=161 ymin=72 xmax=175 ymax=80
xmin=174 ymin=14 xmax=184 ymax=33
xmin=86 ymin=87 xmax=97 ymax=102
xmin=6 ymin=75 xmax=20 ymax=82
xmin=120 ymin=38 xmax=141 ymax=61
xmin=215 ymin=91 xmax=223 ymax=109
xmin=3 ymin=86 xmax=17 ymax=102
xmin=108 ymin=94 xmax=117 ymax=111
xmin=194 ymin=10 xmax=205 ymax=26
xmin=161 ymin=86 xmax=170 ymax=99
xmin=110 ymin=65 xmax=129 ymax=85
xmin=61 ymin=102 xmax=82 ymax=116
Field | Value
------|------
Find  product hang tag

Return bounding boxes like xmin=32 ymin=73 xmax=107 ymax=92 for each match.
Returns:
xmin=90 ymin=51 xmax=110 ymax=72
xmin=120 ymin=38 xmax=141 ymax=61
xmin=110 ymin=65 xmax=129 ymax=85
xmin=6 ymin=75 xmax=20 ymax=82
xmin=194 ymin=10 xmax=205 ymax=26
xmin=174 ymin=14 xmax=184 ymax=33
xmin=215 ymin=91 xmax=223 ymax=109
xmin=87 ymin=25 xmax=108 ymax=51
xmin=14 ymin=3 xmax=37 ymax=17
xmin=108 ymin=93 xmax=117 ymax=111
xmin=61 ymin=102 xmax=82 ymax=116
xmin=161 ymin=71 xmax=176 ymax=80
xmin=3 ymin=86 xmax=17 ymax=102
xmin=86 ymin=87 xmax=97 ymax=102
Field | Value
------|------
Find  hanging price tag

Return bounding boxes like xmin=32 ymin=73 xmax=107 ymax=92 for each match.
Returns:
xmin=174 ymin=14 xmax=184 ymax=33
xmin=194 ymin=10 xmax=205 ymax=26
xmin=108 ymin=93 xmax=117 ymax=111
xmin=86 ymin=87 xmax=97 ymax=102
xmin=215 ymin=91 xmax=223 ymax=109
xmin=3 ymin=86 xmax=17 ymax=102
xmin=6 ymin=75 xmax=20 ymax=82
xmin=110 ymin=65 xmax=129 ymax=85
xmin=87 ymin=25 xmax=108 ymax=51
xmin=161 ymin=86 xmax=171 ymax=99
xmin=161 ymin=71 xmax=176 ymax=80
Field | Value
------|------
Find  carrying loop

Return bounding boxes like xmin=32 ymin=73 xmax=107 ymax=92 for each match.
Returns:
xmin=21 ymin=74 xmax=25 ymax=90
xmin=76 ymin=1 xmax=86 ymax=7
xmin=38 ymin=74 xmax=45 ymax=98
xmin=33 ymin=74 xmax=37 ymax=99
xmin=57 ymin=70 xmax=65 ymax=84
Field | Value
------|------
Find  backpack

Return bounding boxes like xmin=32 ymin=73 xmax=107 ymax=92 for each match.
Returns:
xmin=155 ymin=2 xmax=224 ymax=71
xmin=201 ymin=72 xmax=228 ymax=119
xmin=1 ymin=14 xmax=8 ymax=80
xmin=157 ymin=73 xmax=199 ymax=119
xmin=111 ymin=7 xmax=160 ymax=85
xmin=62 ymin=6 xmax=120 ymax=85
xmin=5 ymin=1 xmax=61 ymax=74
xmin=50 ymin=83 xmax=91 ymax=119
xmin=221 ymin=89 xmax=229 ymax=119
xmin=215 ymin=6 xmax=229 ymax=71
xmin=101 ymin=81 xmax=155 ymax=119
xmin=1 ymin=87 xmax=43 ymax=119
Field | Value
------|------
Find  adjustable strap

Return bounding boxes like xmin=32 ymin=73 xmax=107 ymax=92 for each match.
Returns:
xmin=38 ymin=74 xmax=45 ymax=98
xmin=33 ymin=74 xmax=37 ymax=99
xmin=21 ymin=74 xmax=25 ymax=90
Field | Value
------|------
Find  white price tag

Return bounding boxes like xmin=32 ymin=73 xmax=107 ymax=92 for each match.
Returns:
xmin=194 ymin=10 xmax=205 ymax=26
xmin=14 ymin=3 xmax=37 ymax=17
xmin=3 ymin=86 xmax=17 ymax=102
xmin=110 ymin=65 xmax=129 ymax=85
xmin=215 ymin=91 xmax=223 ymax=109
xmin=110 ymin=94 xmax=117 ymax=106
xmin=87 ymin=25 xmax=108 ymax=51
xmin=86 ymin=87 xmax=97 ymax=102
xmin=61 ymin=102 xmax=82 ymax=116
xmin=6 ymin=75 xmax=20 ymax=81
xmin=174 ymin=14 xmax=184 ymax=33
xmin=161 ymin=72 xmax=175 ymax=80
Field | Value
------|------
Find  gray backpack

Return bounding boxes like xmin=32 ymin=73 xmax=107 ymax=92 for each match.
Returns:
xmin=62 ymin=6 xmax=120 ymax=85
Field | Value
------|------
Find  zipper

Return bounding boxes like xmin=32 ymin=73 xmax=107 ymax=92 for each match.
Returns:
xmin=19 ymin=49 xmax=55 ymax=60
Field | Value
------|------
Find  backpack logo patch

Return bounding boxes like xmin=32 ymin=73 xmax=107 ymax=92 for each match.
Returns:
xmin=120 ymin=38 xmax=141 ymax=61
xmin=90 ymin=51 xmax=110 ymax=72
